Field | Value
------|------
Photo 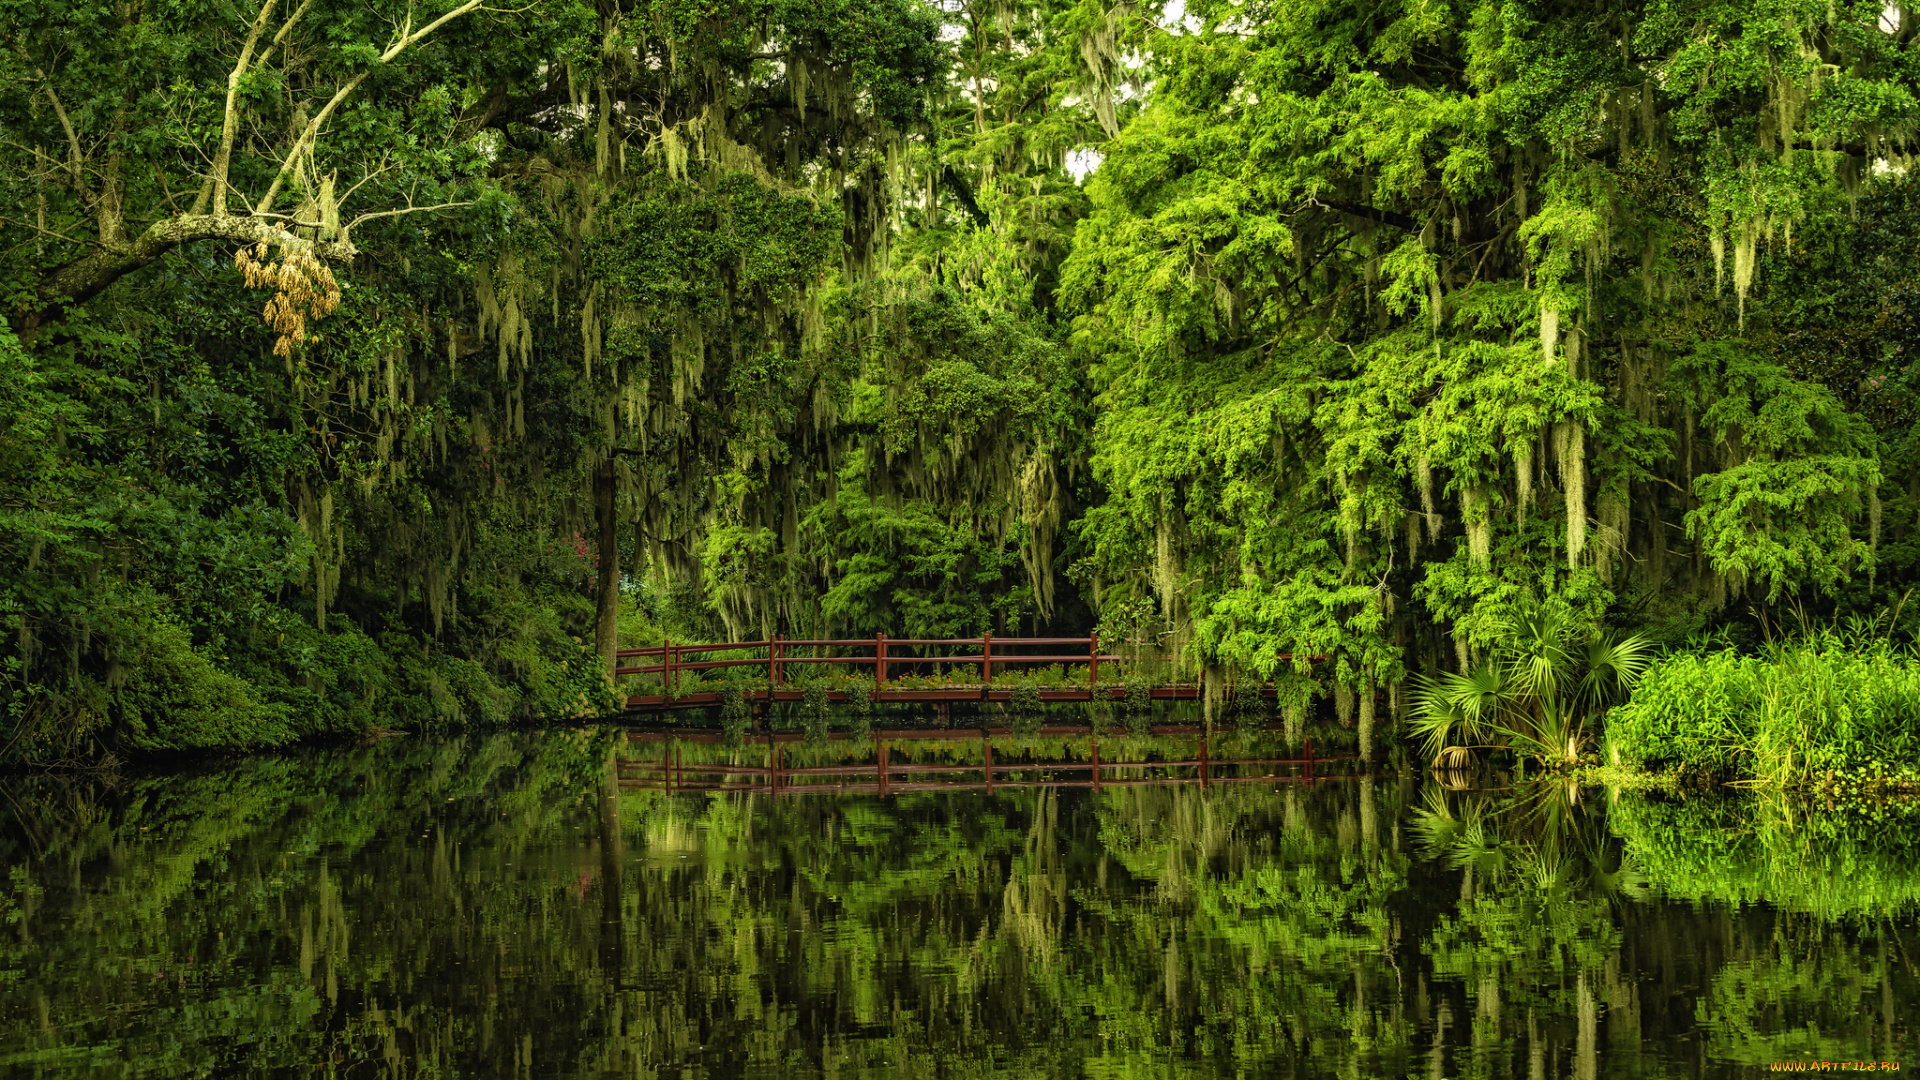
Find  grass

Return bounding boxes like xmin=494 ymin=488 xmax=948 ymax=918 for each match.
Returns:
xmin=1605 ymin=630 xmax=1920 ymax=786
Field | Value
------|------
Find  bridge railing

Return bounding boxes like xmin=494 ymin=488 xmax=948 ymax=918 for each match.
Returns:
xmin=615 ymin=634 xmax=1135 ymax=695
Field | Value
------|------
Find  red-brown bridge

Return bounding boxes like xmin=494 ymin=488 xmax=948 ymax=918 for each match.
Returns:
xmin=616 ymin=633 xmax=1319 ymax=713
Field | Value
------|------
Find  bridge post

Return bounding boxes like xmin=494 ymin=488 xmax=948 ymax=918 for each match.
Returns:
xmin=875 ymin=633 xmax=887 ymax=686
xmin=772 ymin=632 xmax=782 ymax=687
xmin=982 ymin=634 xmax=992 ymax=685
xmin=1089 ymin=632 xmax=1099 ymax=690
xmin=665 ymin=637 xmax=674 ymax=699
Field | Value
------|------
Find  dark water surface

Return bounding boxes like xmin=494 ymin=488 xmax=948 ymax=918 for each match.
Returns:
xmin=1 ymin=730 xmax=1915 ymax=1078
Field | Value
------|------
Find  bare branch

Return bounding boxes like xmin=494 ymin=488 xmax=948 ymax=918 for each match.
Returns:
xmin=334 ymin=151 xmax=396 ymax=206
xmin=0 ymin=216 xmax=104 ymax=251
xmin=149 ymin=157 xmax=186 ymax=215
xmin=254 ymin=0 xmax=484 ymax=216
xmin=383 ymin=0 xmax=486 ymax=61
xmin=196 ymin=0 xmax=282 ymax=217
xmin=269 ymin=0 xmax=315 ymax=48
xmin=15 ymin=57 xmax=87 ymax=199
xmin=345 ymin=201 xmax=475 ymax=230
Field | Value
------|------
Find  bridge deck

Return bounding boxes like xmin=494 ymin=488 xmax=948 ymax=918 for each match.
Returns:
xmin=617 ymin=633 xmax=1322 ymax=714
xmin=624 ymin=683 xmax=1216 ymax=712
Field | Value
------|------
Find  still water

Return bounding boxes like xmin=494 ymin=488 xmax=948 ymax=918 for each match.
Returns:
xmin=1 ymin=729 xmax=1914 ymax=1078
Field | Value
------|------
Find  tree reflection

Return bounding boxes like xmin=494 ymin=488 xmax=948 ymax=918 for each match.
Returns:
xmin=0 ymin=736 xmax=1914 ymax=1076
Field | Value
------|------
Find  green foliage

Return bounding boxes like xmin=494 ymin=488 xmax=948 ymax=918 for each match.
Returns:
xmin=1084 ymin=692 xmax=1117 ymax=736
xmin=1675 ymin=342 xmax=1883 ymax=600
xmin=1229 ymin=674 xmax=1269 ymax=737
xmin=719 ymin=677 xmax=752 ymax=747
xmin=1410 ymin=596 xmax=1651 ymax=768
xmin=1008 ymin=678 xmax=1044 ymax=736
xmin=108 ymin=619 xmax=301 ymax=753
xmin=12 ymin=0 xmax=1920 ymax=762
xmin=844 ymin=676 xmax=874 ymax=741
xmin=1611 ymin=793 xmax=1920 ymax=920
xmin=1121 ymin=673 xmax=1152 ymax=736
xmin=800 ymin=678 xmax=832 ymax=746
xmin=1607 ymin=632 xmax=1920 ymax=784
xmin=1053 ymin=0 xmax=1920 ymax=718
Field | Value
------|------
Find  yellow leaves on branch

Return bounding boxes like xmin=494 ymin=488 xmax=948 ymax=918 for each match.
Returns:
xmin=234 ymin=242 xmax=342 ymax=356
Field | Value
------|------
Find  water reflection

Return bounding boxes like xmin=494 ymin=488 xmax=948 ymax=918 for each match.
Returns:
xmin=0 ymin=731 xmax=1913 ymax=1077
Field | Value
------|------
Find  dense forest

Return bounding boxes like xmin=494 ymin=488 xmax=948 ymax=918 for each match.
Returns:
xmin=6 ymin=0 xmax=1920 ymax=764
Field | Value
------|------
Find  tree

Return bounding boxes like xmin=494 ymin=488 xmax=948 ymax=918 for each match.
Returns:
xmin=2 ymin=0 xmax=541 ymax=326
xmin=1059 ymin=0 xmax=1920 ymax=731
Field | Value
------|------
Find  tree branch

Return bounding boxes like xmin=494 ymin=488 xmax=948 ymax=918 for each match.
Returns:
xmin=254 ymin=0 xmax=484 ymax=216
xmin=344 ymin=201 xmax=475 ymax=230
xmin=0 ymin=216 xmax=103 ymax=251
xmin=195 ymin=0 xmax=282 ymax=217
xmin=269 ymin=0 xmax=314 ymax=49
xmin=1311 ymin=198 xmax=1421 ymax=234
xmin=35 ymin=215 xmax=356 ymax=318
xmin=16 ymin=57 xmax=87 ymax=199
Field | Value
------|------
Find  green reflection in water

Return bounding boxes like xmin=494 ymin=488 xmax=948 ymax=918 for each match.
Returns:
xmin=0 ymin=733 xmax=1914 ymax=1078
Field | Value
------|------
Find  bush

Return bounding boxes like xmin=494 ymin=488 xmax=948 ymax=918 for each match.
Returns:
xmin=1009 ymin=679 xmax=1044 ymax=736
xmin=719 ymin=677 xmax=751 ymax=746
xmin=1085 ymin=690 xmax=1117 ymax=735
xmin=111 ymin=620 xmax=297 ymax=752
xmin=1122 ymin=674 xmax=1153 ymax=736
xmin=1607 ymin=635 xmax=1920 ymax=783
xmin=801 ymin=679 xmax=831 ymax=745
xmin=846 ymin=677 xmax=874 ymax=741
xmin=1230 ymin=675 xmax=1268 ymax=736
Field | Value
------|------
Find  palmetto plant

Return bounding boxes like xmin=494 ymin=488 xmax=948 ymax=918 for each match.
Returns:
xmin=1411 ymin=599 xmax=1652 ymax=769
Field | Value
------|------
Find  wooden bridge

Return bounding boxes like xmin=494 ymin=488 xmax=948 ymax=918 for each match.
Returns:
xmin=616 ymin=634 xmax=1319 ymax=713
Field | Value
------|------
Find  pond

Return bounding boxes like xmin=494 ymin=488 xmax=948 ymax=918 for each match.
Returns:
xmin=0 ymin=729 xmax=1913 ymax=1077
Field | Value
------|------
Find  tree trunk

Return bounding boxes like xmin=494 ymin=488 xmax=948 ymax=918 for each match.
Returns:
xmin=593 ymin=455 xmax=619 ymax=687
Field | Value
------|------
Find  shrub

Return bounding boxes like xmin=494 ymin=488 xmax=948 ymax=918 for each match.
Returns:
xmin=801 ymin=679 xmax=832 ymax=745
xmin=1230 ymin=675 xmax=1268 ymax=736
xmin=111 ymin=620 xmax=297 ymax=752
xmin=1410 ymin=596 xmax=1650 ymax=769
xmin=1009 ymin=679 xmax=1044 ymax=736
xmin=1608 ymin=635 xmax=1920 ymax=783
xmin=846 ymin=677 xmax=874 ymax=741
xmin=719 ymin=676 xmax=751 ymax=746
xmin=1085 ymin=690 xmax=1117 ymax=735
